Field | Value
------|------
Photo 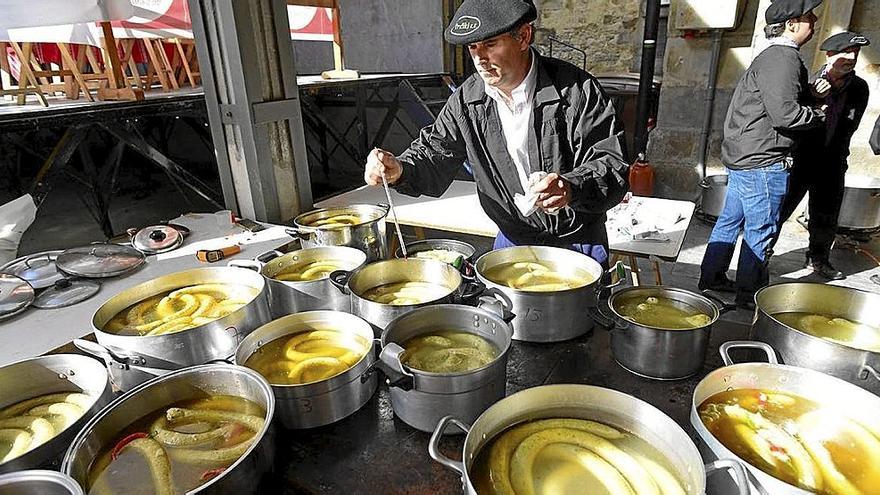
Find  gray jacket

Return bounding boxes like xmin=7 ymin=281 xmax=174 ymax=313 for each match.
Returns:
xmin=722 ymin=44 xmax=825 ymax=170
xmin=393 ymin=54 xmax=629 ymax=247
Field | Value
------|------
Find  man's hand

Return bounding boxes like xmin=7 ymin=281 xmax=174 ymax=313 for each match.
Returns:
xmin=812 ymin=78 xmax=831 ymax=99
xmin=532 ymin=173 xmax=572 ymax=213
xmin=364 ymin=148 xmax=403 ymax=186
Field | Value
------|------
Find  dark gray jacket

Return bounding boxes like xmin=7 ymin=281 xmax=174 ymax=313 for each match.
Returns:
xmin=394 ymin=54 xmax=629 ymax=247
xmin=871 ymin=114 xmax=880 ymax=155
xmin=722 ymin=44 xmax=825 ymax=170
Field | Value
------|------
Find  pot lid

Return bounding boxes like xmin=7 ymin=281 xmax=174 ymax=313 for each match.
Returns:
xmin=56 ymin=244 xmax=146 ymax=278
xmin=0 ymin=273 xmax=35 ymax=320
xmin=0 ymin=250 xmax=64 ymax=289
xmin=32 ymin=278 xmax=101 ymax=309
xmin=132 ymin=225 xmax=183 ymax=254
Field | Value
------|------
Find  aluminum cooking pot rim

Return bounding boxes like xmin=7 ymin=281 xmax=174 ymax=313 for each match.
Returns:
xmin=474 ymin=246 xmax=604 ymax=295
xmin=395 ymin=238 xmax=477 ymax=260
xmin=380 ymin=304 xmax=513 ymax=378
xmin=335 ymin=258 xmax=463 ymax=302
xmin=61 ymin=363 xmax=274 ymax=492
xmin=244 ymin=246 xmax=367 ymax=284
xmin=292 ymin=203 xmax=390 ymax=230
xmin=0 ymin=469 xmax=84 ymax=494
xmin=606 ymin=285 xmax=724 ymax=331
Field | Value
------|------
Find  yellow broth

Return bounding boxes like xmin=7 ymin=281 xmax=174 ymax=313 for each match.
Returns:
xmin=361 ymin=281 xmax=451 ymax=305
xmin=471 ymin=417 xmax=688 ymax=495
xmin=0 ymin=392 xmax=93 ymax=464
xmin=401 ymin=331 xmax=497 ymax=373
xmin=87 ymin=395 xmax=265 ymax=495
xmin=273 ymin=259 xmax=352 ymax=282
xmin=615 ymin=295 xmax=712 ymax=330
xmin=482 ymin=261 xmax=595 ymax=292
xmin=103 ymin=284 xmax=258 ymax=337
xmin=413 ymin=249 xmax=465 ymax=265
xmin=698 ymin=389 xmax=880 ymax=494
xmin=244 ymin=327 xmax=370 ymax=385
xmin=306 ymin=213 xmax=365 ymax=229
xmin=772 ymin=312 xmax=880 ymax=353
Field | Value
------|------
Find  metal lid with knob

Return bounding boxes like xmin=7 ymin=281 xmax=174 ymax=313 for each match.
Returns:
xmin=0 ymin=273 xmax=35 ymax=320
xmin=33 ymin=278 xmax=101 ymax=309
xmin=0 ymin=250 xmax=65 ymax=289
xmin=56 ymin=244 xmax=146 ymax=278
xmin=132 ymin=225 xmax=183 ymax=255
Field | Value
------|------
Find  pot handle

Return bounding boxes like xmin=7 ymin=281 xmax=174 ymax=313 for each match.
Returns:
xmin=73 ymin=339 xmax=145 ymax=367
xmin=458 ymin=279 xmax=486 ymax=303
xmin=700 ymin=290 xmax=738 ymax=314
xmin=705 ymin=459 xmax=750 ymax=495
xmin=328 ymin=270 xmax=352 ymax=295
xmin=428 ymin=416 xmax=470 ymax=476
xmin=599 ymin=261 xmax=627 ymax=293
xmin=588 ymin=303 xmax=625 ymax=330
xmin=477 ymin=291 xmax=516 ymax=324
xmin=719 ymin=340 xmax=778 ymax=366
xmin=285 ymin=226 xmax=317 ymax=238
xmin=859 ymin=364 xmax=880 ymax=383
xmin=376 ymin=343 xmax=415 ymax=391
xmin=227 ymin=259 xmax=262 ymax=272
xmin=255 ymin=250 xmax=284 ymax=264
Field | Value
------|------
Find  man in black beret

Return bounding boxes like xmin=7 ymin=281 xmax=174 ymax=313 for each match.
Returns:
xmin=363 ymin=0 xmax=628 ymax=267
xmin=699 ymin=0 xmax=825 ymax=308
xmin=779 ymin=31 xmax=871 ymax=280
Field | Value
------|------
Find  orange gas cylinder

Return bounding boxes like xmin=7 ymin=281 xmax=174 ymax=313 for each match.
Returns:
xmin=629 ymin=159 xmax=655 ymax=197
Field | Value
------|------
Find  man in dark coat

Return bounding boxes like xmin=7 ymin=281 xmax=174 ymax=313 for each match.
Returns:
xmin=699 ymin=0 xmax=826 ymax=309
xmin=871 ymin=114 xmax=880 ymax=155
xmin=363 ymin=0 xmax=629 ymax=267
xmin=779 ymin=32 xmax=871 ymax=280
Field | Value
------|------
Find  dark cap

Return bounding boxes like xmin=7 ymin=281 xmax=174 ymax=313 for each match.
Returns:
xmin=444 ymin=0 xmax=537 ymax=45
xmin=765 ymin=0 xmax=823 ymax=24
xmin=820 ymin=31 xmax=870 ymax=52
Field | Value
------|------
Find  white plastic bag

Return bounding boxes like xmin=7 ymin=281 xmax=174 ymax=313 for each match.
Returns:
xmin=0 ymin=195 xmax=37 ymax=265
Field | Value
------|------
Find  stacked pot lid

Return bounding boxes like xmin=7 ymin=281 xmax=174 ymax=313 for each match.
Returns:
xmin=0 ymin=273 xmax=35 ymax=320
xmin=56 ymin=244 xmax=145 ymax=278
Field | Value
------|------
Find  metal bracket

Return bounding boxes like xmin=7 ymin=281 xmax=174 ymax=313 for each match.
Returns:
xmin=252 ymin=98 xmax=302 ymax=125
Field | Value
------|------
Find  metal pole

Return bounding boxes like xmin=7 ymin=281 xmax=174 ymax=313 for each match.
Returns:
xmin=634 ymin=0 xmax=662 ymax=160
xmin=697 ymin=30 xmax=724 ymax=179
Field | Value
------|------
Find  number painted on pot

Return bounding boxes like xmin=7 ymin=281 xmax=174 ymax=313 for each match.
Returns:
xmin=525 ymin=308 xmax=542 ymax=322
xmin=299 ymin=398 xmax=313 ymax=413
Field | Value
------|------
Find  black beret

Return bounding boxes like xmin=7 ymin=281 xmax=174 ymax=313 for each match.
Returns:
xmin=820 ymin=31 xmax=870 ymax=52
xmin=765 ymin=0 xmax=823 ymax=24
xmin=445 ymin=0 xmax=537 ymax=45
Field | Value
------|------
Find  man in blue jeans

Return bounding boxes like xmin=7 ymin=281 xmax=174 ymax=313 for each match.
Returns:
xmin=699 ymin=0 xmax=826 ymax=309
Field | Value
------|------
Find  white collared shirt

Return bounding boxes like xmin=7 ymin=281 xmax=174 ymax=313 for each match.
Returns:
xmin=484 ymin=52 xmax=538 ymax=194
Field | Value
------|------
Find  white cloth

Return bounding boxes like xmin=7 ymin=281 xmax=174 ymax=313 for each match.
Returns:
xmin=0 ymin=195 xmax=37 ymax=266
xmin=484 ymin=52 xmax=538 ymax=194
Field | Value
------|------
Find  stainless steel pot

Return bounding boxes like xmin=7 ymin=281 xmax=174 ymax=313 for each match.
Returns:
xmin=599 ymin=286 xmax=735 ymax=380
xmin=229 ymin=246 xmax=366 ymax=318
xmin=0 ymin=354 xmax=113 ymax=474
xmin=234 ymin=311 xmax=378 ymax=429
xmin=0 ymin=470 xmax=84 ymax=495
xmin=378 ymin=303 xmax=513 ymax=432
xmin=430 ymin=384 xmax=748 ymax=495
xmin=699 ymin=174 xmax=728 ymax=219
xmin=85 ymin=267 xmax=271 ymax=391
xmin=62 ymin=364 xmax=275 ymax=494
xmin=474 ymin=246 xmax=605 ymax=342
xmin=394 ymin=238 xmax=477 ymax=278
xmin=331 ymin=258 xmax=479 ymax=332
xmin=291 ymin=204 xmax=389 ymax=261
xmin=751 ymin=282 xmax=880 ymax=395
xmin=692 ymin=341 xmax=880 ymax=495
xmin=838 ymin=174 xmax=880 ymax=230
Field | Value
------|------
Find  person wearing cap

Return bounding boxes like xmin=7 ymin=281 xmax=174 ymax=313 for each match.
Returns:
xmin=362 ymin=0 xmax=628 ymax=266
xmin=779 ymin=31 xmax=870 ymax=280
xmin=699 ymin=0 xmax=826 ymax=309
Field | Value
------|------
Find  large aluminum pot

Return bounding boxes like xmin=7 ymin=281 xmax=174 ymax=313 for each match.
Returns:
xmin=430 ymin=384 xmax=749 ymax=495
xmin=0 ymin=470 xmax=83 ymax=495
xmin=230 ymin=246 xmax=366 ymax=318
xmin=751 ymin=282 xmax=880 ymax=395
xmin=234 ymin=311 xmax=378 ymax=429
xmin=838 ymin=174 xmax=880 ymax=230
xmin=394 ymin=239 xmax=477 ymax=279
xmin=699 ymin=174 xmax=728 ymax=219
xmin=599 ymin=286 xmax=735 ymax=380
xmin=692 ymin=341 xmax=880 ymax=494
xmin=378 ymin=303 xmax=513 ymax=432
xmin=62 ymin=364 xmax=275 ymax=494
xmin=331 ymin=258 xmax=480 ymax=332
xmin=0 ymin=354 xmax=113 ymax=474
xmin=86 ymin=266 xmax=271 ymax=391
xmin=291 ymin=204 xmax=389 ymax=261
xmin=474 ymin=246 xmax=605 ymax=342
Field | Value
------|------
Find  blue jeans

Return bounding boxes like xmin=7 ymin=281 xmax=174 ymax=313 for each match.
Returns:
xmin=493 ymin=231 xmax=609 ymax=269
xmin=699 ymin=163 xmax=790 ymax=303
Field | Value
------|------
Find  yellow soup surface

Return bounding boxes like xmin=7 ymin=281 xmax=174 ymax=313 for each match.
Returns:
xmin=245 ymin=327 xmax=370 ymax=385
xmin=698 ymin=388 xmax=880 ymax=494
xmin=772 ymin=312 xmax=880 ymax=353
xmin=103 ymin=284 xmax=258 ymax=337
xmin=307 ymin=214 xmax=365 ymax=229
xmin=361 ymin=281 xmax=451 ymax=305
xmin=401 ymin=331 xmax=497 ymax=373
xmin=273 ymin=259 xmax=350 ymax=282
xmin=615 ymin=295 xmax=712 ymax=330
xmin=483 ymin=261 xmax=595 ymax=292
xmin=0 ymin=392 xmax=92 ymax=464
xmin=87 ymin=395 xmax=264 ymax=495
xmin=471 ymin=417 xmax=688 ymax=495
